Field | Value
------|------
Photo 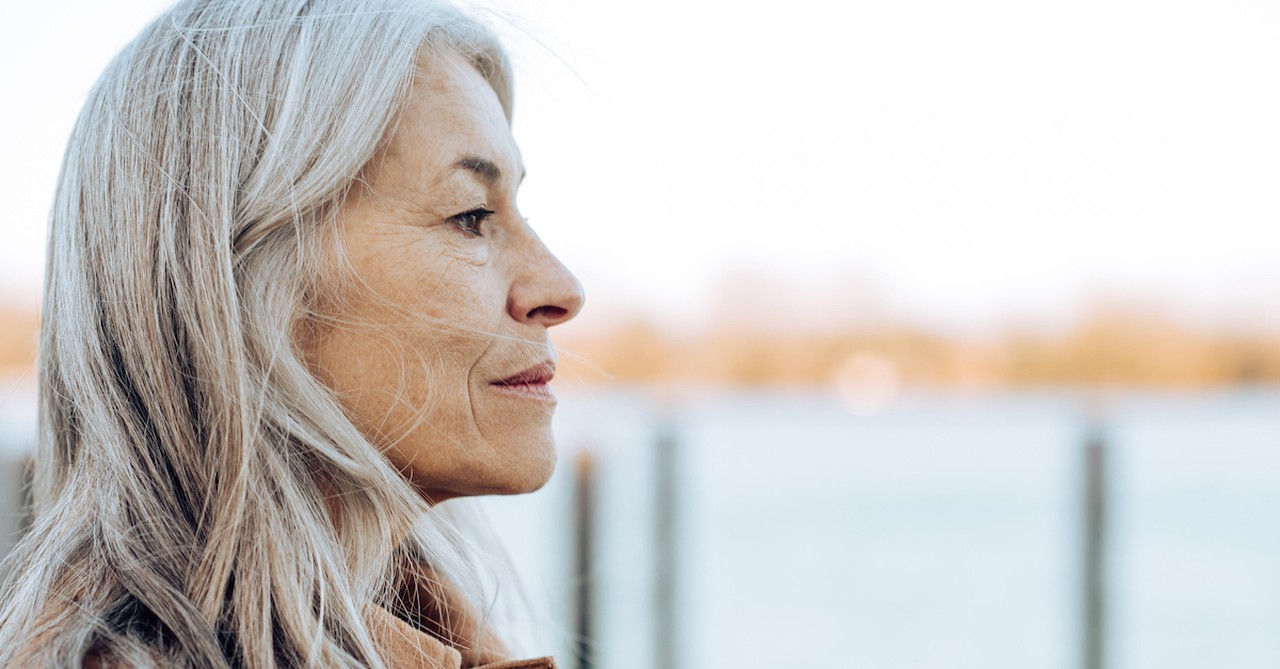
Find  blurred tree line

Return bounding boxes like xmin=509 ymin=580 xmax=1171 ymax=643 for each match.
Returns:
xmin=558 ymin=307 xmax=1280 ymax=389
xmin=0 ymin=305 xmax=37 ymax=377
xmin=4 ymin=301 xmax=1279 ymax=388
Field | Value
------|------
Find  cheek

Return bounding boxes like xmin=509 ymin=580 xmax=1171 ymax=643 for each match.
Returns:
xmin=362 ymin=241 xmax=493 ymax=326
xmin=355 ymin=241 xmax=497 ymax=352
xmin=309 ymin=245 xmax=501 ymax=440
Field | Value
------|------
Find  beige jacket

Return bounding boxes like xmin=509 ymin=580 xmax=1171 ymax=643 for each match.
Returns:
xmin=369 ymin=605 xmax=554 ymax=669
xmin=369 ymin=561 xmax=556 ymax=669
xmin=83 ymin=563 xmax=556 ymax=669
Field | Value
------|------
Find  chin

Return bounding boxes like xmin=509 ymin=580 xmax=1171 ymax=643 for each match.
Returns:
xmin=494 ymin=438 xmax=559 ymax=495
xmin=424 ymin=436 xmax=558 ymax=500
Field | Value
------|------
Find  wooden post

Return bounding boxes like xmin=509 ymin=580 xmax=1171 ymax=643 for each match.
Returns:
xmin=572 ymin=449 xmax=597 ymax=669
xmin=654 ymin=422 xmax=678 ymax=669
xmin=1082 ymin=423 xmax=1108 ymax=669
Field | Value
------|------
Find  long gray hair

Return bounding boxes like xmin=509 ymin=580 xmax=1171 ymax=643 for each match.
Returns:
xmin=0 ymin=0 xmax=516 ymax=665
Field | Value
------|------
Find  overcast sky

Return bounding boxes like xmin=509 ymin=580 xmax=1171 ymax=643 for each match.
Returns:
xmin=3 ymin=0 xmax=1278 ymax=334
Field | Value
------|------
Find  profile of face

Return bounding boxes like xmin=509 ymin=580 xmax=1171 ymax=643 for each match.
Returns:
xmin=307 ymin=49 xmax=583 ymax=502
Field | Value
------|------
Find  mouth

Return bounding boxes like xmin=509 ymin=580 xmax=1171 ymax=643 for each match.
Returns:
xmin=489 ymin=361 xmax=557 ymax=402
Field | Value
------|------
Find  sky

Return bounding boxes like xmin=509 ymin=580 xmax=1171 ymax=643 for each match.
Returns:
xmin=2 ymin=0 xmax=1279 ymax=334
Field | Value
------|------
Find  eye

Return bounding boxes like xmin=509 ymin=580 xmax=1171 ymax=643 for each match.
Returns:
xmin=449 ymin=207 xmax=495 ymax=237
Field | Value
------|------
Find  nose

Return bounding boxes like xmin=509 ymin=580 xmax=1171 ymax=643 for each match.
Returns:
xmin=507 ymin=228 xmax=584 ymax=328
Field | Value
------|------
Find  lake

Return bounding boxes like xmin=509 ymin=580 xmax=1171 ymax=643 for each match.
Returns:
xmin=4 ymin=382 xmax=1280 ymax=667
xmin=485 ymin=388 xmax=1280 ymax=669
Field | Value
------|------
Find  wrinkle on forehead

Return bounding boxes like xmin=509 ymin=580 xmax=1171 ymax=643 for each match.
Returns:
xmin=404 ymin=48 xmax=511 ymax=147
xmin=357 ymin=48 xmax=520 ymax=211
xmin=334 ymin=48 xmax=518 ymax=300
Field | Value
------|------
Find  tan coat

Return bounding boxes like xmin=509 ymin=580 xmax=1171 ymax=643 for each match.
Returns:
xmin=369 ymin=561 xmax=556 ymax=669
xmin=83 ymin=563 xmax=557 ymax=669
xmin=369 ymin=605 xmax=554 ymax=669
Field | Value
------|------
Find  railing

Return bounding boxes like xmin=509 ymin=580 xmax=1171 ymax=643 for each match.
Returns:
xmin=4 ymin=391 xmax=1280 ymax=668
xmin=561 ymin=404 xmax=1133 ymax=669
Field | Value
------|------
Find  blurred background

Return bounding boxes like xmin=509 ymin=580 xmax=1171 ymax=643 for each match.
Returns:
xmin=3 ymin=0 xmax=1280 ymax=667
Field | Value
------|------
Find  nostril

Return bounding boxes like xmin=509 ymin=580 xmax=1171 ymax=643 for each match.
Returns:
xmin=528 ymin=305 xmax=568 ymax=322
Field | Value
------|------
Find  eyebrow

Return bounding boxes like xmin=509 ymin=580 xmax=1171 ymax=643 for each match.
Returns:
xmin=452 ymin=155 xmax=526 ymax=186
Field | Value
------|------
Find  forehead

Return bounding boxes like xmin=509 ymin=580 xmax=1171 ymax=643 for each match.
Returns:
xmin=365 ymin=49 xmax=520 ymax=194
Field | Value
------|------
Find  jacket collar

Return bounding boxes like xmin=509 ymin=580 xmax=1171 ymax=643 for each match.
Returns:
xmin=369 ymin=607 xmax=557 ymax=669
xmin=368 ymin=561 xmax=557 ymax=669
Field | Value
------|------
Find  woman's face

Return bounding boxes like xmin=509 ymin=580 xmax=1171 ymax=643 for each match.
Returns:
xmin=308 ymin=50 xmax=583 ymax=501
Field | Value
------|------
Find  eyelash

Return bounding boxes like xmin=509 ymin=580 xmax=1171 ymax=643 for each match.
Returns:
xmin=449 ymin=208 xmax=495 ymax=237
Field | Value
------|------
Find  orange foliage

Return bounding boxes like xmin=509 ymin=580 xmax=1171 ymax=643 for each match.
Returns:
xmin=0 ymin=305 xmax=38 ymax=377
xmin=3 ymin=300 xmax=1275 ymax=389
xmin=559 ymin=308 xmax=1280 ymax=389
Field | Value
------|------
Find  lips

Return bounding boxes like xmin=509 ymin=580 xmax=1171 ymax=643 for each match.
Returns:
xmin=493 ymin=361 xmax=556 ymax=387
xmin=489 ymin=361 xmax=557 ymax=402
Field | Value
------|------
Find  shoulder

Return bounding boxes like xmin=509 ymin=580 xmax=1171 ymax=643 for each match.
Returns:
xmin=474 ymin=659 xmax=559 ymax=669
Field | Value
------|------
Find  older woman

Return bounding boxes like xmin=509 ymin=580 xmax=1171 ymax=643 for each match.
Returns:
xmin=0 ymin=0 xmax=582 ymax=666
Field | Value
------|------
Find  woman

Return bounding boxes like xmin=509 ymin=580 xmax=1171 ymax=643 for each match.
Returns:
xmin=0 ymin=0 xmax=582 ymax=666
